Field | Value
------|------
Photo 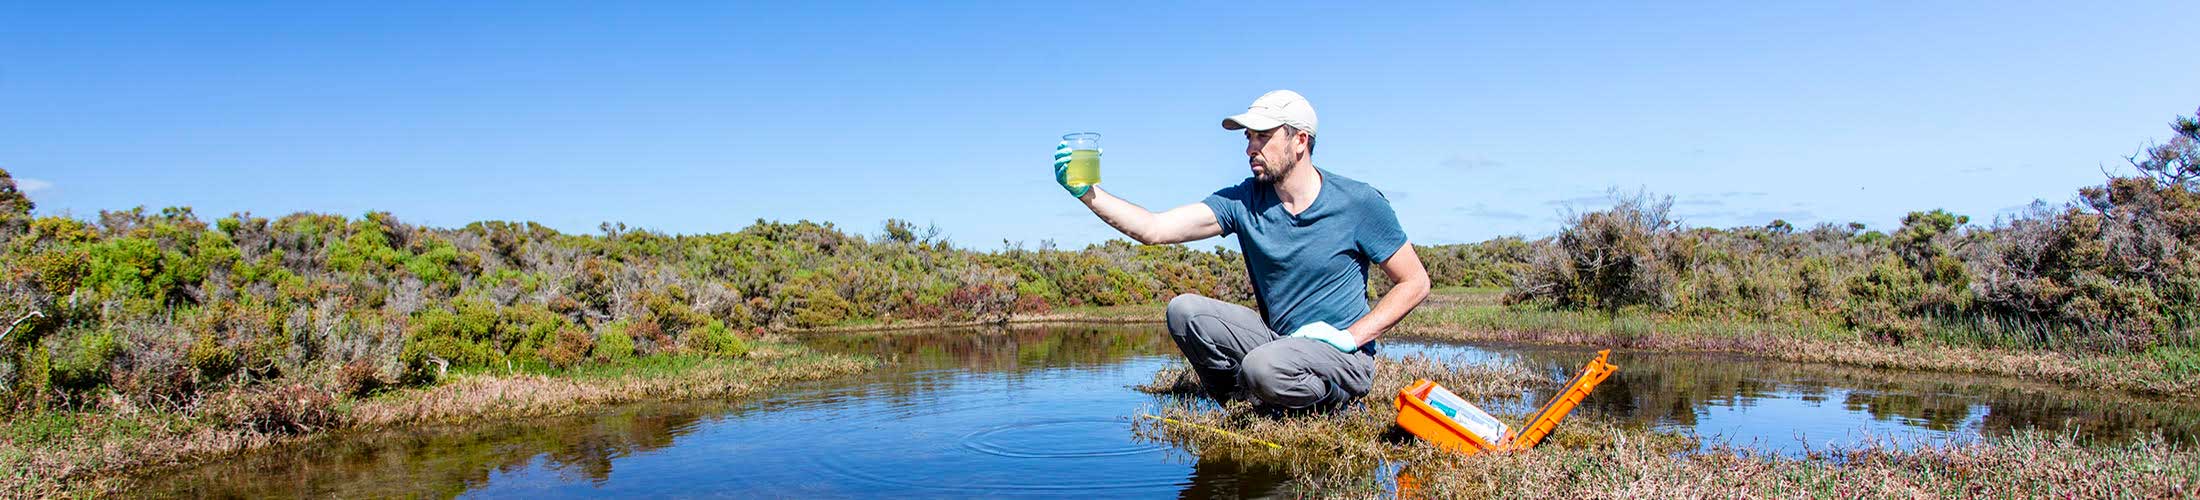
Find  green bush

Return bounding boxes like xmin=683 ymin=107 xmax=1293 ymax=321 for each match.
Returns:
xmin=399 ymin=335 xmax=497 ymax=384
xmin=84 ymin=237 xmax=164 ymax=302
xmin=187 ymin=329 xmax=240 ymax=381
xmin=20 ymin=248 xmax=88 ymax=300
xmin=47 ymin=328 xmax=121 ymax=392
xmin=783 ymin=275 xmax=856 ymax=328
xmin=686 ymin=320 xmax=749 ymax=357
xmin=324 ymin=220 xmax=404 ymax=274
xmin=13 ymin=344 xmax=52 ymax=406
xmin=594 ymin=323 xmax=636 ymax=363
xmin=404 ymin=245 xmax=467 ymax=291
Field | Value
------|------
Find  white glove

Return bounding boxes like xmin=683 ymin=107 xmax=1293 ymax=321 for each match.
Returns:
xmin=1287 ymin=321 xmax=1359 ymax=353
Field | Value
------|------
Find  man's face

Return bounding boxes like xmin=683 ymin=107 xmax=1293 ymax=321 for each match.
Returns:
xmin=1243 ymin=126 xmax=1304 ymax=183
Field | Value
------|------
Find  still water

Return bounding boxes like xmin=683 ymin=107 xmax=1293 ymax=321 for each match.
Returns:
xmin=135 ymin=324 xmax=2200 ymax=498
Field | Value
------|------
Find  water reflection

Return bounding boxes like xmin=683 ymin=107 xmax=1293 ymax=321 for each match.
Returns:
xmin=134 ymin=325 xmax=1286 ymax=498
xmin=1398 ymin=342 xmax=2200 ymax=451
xmin=133 ymin=325 xmax=2200 ymax=497
xmin=147 ymin=401 xmax=731 ymax=498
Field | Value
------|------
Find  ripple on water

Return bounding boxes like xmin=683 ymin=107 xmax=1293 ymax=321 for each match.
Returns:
xmin=959 ymin=418 xmax=1172 ymax=459
xmin=796 ymin=384 xmax=1193 ymax=495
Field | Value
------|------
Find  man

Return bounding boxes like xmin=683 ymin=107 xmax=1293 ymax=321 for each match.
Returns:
xmin=1052 ymin=90 xmax=1431 ymax=412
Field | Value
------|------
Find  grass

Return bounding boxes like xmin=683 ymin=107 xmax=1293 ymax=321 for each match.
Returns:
xmin=1398 ymin=288 xmax=2200 ymax=399
xmin=1133 ymin=356 xmax=2200 ymax=498
xmin=0 ymin=340 xmax=876 ymax=497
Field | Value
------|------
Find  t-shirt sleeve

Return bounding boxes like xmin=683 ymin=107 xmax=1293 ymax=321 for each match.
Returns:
xmin=1357 ymin=189 xmax=1409 ymax=263
xmin=1201 ymin=180 xmax=1252 ymax=237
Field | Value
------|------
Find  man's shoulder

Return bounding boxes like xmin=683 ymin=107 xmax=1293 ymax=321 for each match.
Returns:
xmin=1317 ymin=168 xmax=1393 ymax=206
xmin=1210 ymin=176 xmax=1260 ymax=201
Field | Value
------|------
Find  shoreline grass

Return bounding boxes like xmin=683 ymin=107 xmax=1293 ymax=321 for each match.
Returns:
xmin=1398 ymin=288 xmax=2200 ymax=399
xmin=1133 ymin=356 xmax=2200 ymax=498
xmin=793 ymin=301 xmax=1166 ymax=335
xmin=0 ymin=341 xmax=875 ymax=498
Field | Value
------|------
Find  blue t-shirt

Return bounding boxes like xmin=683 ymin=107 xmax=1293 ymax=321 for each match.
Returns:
xmin=1202 ymin=167 xmax=1409 ymax=337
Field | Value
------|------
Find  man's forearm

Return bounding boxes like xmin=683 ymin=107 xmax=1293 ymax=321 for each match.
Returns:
xmin=1081 ymin=187 xmax=1161 ymax=244
xmin=1347 ymin=277 xmax=1430 ymax=345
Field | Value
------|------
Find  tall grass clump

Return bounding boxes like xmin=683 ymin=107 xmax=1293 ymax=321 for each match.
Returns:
xmin=1507 ymin=189 xmax=1680 ymax=313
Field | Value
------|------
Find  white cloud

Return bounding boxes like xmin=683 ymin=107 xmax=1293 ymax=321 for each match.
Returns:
xmin=15 ymin=178 xmax=51 ymax=193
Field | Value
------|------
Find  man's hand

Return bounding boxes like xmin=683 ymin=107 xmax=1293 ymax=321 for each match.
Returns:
xmin=1053 ymin=141 xmax=1091 ymax=198
xmin=1287 ymin=321 xmax=1358 ymax=353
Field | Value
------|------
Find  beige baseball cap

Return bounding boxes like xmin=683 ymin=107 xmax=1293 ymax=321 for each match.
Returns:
xmin=1221 ymin=89 xmax=1318 ymax=136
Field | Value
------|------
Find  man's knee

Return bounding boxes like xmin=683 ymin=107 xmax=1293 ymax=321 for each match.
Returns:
xmin=1240 ymin=343 xmax=1328 ymax=409
xmin=1165 ymin=293 xmax=1210 ymax=337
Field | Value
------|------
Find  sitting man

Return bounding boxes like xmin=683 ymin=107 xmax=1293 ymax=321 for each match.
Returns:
xmin=1054 ymin=89 xmax=1431 ymax=412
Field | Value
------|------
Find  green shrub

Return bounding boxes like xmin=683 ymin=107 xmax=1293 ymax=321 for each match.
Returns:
xmin=404 ymin=245 xmax=467 ymax=291
xmin=84 ymin=237 xmax=164 ymax=301
xmin=12 ymin=344 xmax=53 ymax=406
xmin=187 ymin=330 xmax=240 ymax=381
xmin=22 ymin=248 xmax=90 ymax=298
xmin=784 ymin=275 xmax=856 ymax=328
xmin=399 ymin=335 xmax=497 ymax=384
xmin=325 ymin=221 xmax=404 ymax=274
xmin=1843 ymin=256 xmax=1931 ymax=344
xmin=594 ymin=323 xmax=636 ymax=363
xmin=28 ymin=215 xmax=100 ymax=245
xmin=47 ymin=328 xmax=122 ymax=392
xmin=686 ymin=320 xmax=749 ymax=357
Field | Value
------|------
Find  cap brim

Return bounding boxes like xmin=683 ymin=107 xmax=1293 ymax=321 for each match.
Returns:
xmin=1221 ymin=113 xmax=1284 ymax=131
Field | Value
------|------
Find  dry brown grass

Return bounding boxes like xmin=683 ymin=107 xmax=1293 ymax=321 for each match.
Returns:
xmin=1134 ymin=354 xmax=1684 ymax=493
xmin=1 ymin=345 xmax=874 ymax=497
xmin=349 ymin=345 xmax=869 ymax=427
xmin=1405 ymin=430 xmax=2200 ymax=498
xmin=1134 ymin=357 xmax=2200 ymax=498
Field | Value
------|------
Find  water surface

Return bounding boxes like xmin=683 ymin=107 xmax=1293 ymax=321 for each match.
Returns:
xmin=134 ymin=324 xmax=2200 ymax=497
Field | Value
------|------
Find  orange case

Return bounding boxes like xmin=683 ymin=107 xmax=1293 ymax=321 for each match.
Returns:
xmin=1393 ymin=349 xmax=1619 ymax=455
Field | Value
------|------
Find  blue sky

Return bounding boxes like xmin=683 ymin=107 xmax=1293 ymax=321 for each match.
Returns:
xmin=4 ymin=2 xmax=2194 ymax=249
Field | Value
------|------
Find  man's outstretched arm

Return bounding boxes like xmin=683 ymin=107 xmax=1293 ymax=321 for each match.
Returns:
xmin=1078 ymin=187 xmax=1224 ymax=245
xmin=1345 ymin=242 xmax=1431 ymax=346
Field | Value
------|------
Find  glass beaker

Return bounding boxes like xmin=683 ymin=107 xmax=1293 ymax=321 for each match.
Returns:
xmin=1061 ymin=132 xmax=1101 ymax=187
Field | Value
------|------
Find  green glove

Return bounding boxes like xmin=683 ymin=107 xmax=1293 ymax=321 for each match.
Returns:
xmin=1287 ymin=321 xmax=1359 ymax=353
xmin=1053 ymin=141 xmax=1091 ymax=198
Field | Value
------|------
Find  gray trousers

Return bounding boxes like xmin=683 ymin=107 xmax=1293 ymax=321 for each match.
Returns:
xmin=1164 ymin=294 xmax=1376 ymax=411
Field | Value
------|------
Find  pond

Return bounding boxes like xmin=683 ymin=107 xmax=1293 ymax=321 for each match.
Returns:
xmin=133 ymin=324 xmax=2200 ymax=498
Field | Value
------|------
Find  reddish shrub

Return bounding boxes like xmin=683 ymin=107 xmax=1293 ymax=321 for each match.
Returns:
xmin=538 ymin=325 xmax=594 ymax=369
xmin=1012 ymin=294 xmax=1051 ymax=315
xmin=337 ymin=358 xmax=389 ymax=397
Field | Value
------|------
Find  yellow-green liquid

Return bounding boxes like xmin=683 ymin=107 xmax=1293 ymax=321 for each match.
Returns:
xmin=1066 ymin=149 xmax=1101 ymax=187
